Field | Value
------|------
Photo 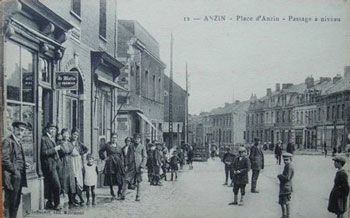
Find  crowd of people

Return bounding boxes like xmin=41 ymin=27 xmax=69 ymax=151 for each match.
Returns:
xmin=222 ymin=137 xmax=350 ymax=218
xmin=2 ymin=120 xmax=198 ymax=218
xmin=46 ymin=124 xmax=197 ymax=207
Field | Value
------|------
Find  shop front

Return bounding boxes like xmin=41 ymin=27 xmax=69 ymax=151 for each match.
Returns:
xmin=1 ymin=0 xmax=73 ymax=215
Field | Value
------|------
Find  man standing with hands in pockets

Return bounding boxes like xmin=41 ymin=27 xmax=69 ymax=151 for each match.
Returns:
xmin=40 ymin=123 xmax=62 ymax=210
xmin=249 ymin=137 xmax=264 ymax=193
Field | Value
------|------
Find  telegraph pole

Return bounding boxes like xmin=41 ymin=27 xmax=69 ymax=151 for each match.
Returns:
xmin=185 ymin=62 xmax=189 ymax=144
xmin=168 ymin=33 xmax=174 ymax=148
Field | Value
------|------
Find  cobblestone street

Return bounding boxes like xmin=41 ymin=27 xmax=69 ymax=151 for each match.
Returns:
xmin=26 ymin=154 xmax=346 ymax=218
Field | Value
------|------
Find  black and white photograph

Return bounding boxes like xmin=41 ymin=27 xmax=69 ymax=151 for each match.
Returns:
xmin=1 ymin=0 xmax=350 ymax=218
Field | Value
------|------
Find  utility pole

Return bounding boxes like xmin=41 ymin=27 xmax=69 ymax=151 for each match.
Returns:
xmin=185 ymin=62 xmax=189 ymax=144
xmin=168 ymin=33 xmax=174 ymax=148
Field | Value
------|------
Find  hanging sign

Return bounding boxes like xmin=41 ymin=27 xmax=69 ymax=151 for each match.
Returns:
xmin=55 ymin=71 xmax=78 ymax=90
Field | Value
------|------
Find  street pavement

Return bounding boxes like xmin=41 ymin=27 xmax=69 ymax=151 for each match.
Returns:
xmin=27 ymin=154 xmax=345 ymax=218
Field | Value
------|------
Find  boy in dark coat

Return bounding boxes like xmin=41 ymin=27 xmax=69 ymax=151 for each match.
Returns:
xmin=229 ymin=147 xmax=250 ymax=206
xmin=328 ymin=156 xmax=349 ymax=218
xmin=170 ymin=150 xmax=179 ymax=181
xmin=222 ymin=147 xmax=235 ymax=186
xmin=278 ymin=153 xmax=294 ymax=218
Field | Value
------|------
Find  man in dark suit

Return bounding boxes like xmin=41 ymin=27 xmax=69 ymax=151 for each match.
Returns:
xmin=2 ymin=121 xmax=29 ymax=218
xmin=40 ymin=123 xmax=62 ymax=210
xmin=249 ymin=138 xmax=264 ymax=193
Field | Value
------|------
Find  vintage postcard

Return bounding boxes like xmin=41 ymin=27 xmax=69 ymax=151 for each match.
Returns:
xmin=1 ymin=0 xmax=350 ymax=217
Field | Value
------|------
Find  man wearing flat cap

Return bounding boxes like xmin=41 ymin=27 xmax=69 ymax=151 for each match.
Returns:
xmin=249 ymin=137 xmax=264 ymax=193
xmin=40 ymin=123 xmax=62 ymax=210
xmin=2 ymin=121 xmax=29 ymax=218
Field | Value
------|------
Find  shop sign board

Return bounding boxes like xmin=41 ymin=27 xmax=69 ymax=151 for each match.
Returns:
xmin=55 ymin=71 xmax=78 ymax=90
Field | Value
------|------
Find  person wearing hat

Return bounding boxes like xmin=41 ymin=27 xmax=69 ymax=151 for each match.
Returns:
xmin=275 ymin=141 xmax=283 ymax=165
xmin=146 ymin=143 xmax=156 ymax=184
xmin=229 ymin=147 xmax=251 ymax=206
xmin=249 ymin=137 xmax=264 ymax=193
xmin=121 ymin=134 xmax=147 ymax=201
xmin=222 ymin=146 xmax=235 ymax=186
xmin=40 ymin=122 xmax=62 ymax=210
xmin=277 ymin=152 xmax=294 ymax=218
xmin=2 ymin=121 xmax=30 ymax=218
xmin=328 ymin=156 xmax=349 ymax=218
xmin=151 ymin=142 xmax=164 ymax=186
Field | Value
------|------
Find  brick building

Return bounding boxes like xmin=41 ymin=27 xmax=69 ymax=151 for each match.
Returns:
xmin=1 ymin=0 xmax=123 ymax=214
xmin=246 ymin=70 xmax=350 ymax=151
xmin=116 ymin=20 xmax=166 ymax=145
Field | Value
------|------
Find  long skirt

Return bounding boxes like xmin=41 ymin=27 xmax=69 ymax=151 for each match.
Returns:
xmin=103 ymin=157 xmax=125 ymax=186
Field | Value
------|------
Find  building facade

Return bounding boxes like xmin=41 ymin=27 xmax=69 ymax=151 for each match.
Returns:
xmin=116 ymin=20 xmax=166 ymax=145
xmin=246 ymin=71 xmax=350 ymax=151
xmin=2 ymin=0 xmax=123 ymax=214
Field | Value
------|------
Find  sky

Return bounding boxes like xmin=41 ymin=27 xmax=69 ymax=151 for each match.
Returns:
xmin=117 ymin=0 xmax=350 ymax=115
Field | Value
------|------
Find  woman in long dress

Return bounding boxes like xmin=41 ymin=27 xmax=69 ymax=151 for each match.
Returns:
xmin=71 ymin=128 xmax=88 ymax=205
xmin=59 ymin=129 xmax=76 ymax=207
xmin=99 ymin=133 xmax=125 ymax=199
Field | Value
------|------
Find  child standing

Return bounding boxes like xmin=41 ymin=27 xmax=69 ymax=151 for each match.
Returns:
xmin=328 ymin=156 xmax=349 ymax=218
xmin=84 ymin=154 xmax=98 ymax=205
xmin=229 ymin=147 xmax=250 ymax=206
xmin=170 ymin=150 xmax=179 ymax=181
xmin=277 ymin=153 xmax=294 ymax=218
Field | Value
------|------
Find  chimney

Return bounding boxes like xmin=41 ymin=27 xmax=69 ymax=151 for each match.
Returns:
xmin=305 ymin=76 xmax=314 ymax=89
xmin=225 ymin=102 xmax=230 ymax=107
xmin=275 ymin=83 xmax=280 ymax=91
xmin=344 ymin=66 xmax=350 ymax=78
xmin=266 ymin=88 xmax=272 ymax=96
xmin=333 ymin=74 xmax=342 ymax=84
xmin=282 ymin=83 xmax=293 ymax=89
xmin=235 ymin=100 xmax=240 ymax=104
xmin=320 ymin=77 xmax=331 ymax=83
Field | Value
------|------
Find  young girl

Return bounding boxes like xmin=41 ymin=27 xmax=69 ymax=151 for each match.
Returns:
xmin=84 ymin=154 xmax=98 ymax=205
xmin=328 ymin=156 xmax=349 ymax=218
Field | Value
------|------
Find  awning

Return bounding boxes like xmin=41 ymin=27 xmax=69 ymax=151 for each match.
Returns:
xmin=96 ymin=75 xmax=128 ymax=91
xmin=136 ymin=112 xmax=156 ymax=129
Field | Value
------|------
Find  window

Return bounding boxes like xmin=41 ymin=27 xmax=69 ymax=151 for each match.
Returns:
xmin=301 ymin=112 xmax=304 ymax=124
xmin=337 ymin=105 xmax=340 ymax=120
xmin=144 ymin=70 xmax=149 ymax=98
xmin=332 ymin=105 xmax=335 ymax=120
xmin=152 ymin=75 xmax=156 ymax=100
xmin=276 ymin=111 xmax=280 ymax=123
xmin=136 ymin=65 xmax=140 ymax=95
xmin=271 ymin=112 xmax=274 ymax=123
xmin=282 ymin=111 xmax=285 ymax=123
xmin=318 ymin=108 xmax=321 ymax=121
xmin=72 ymin=0 xmax=81 ymax=17
xmin=296 ymin=111 xmax=299 ymax=123
xmin=5 ymin=41 xmax=36 ymax=173
xmin=342 ymin=104 xmax=345 ymax=120
xmin=158 ymin=77 xmax=161 ymax=102
xmin=327 ymin=106 xmax=330 ymax=121
xmin=99 ymin=0 xmax=107 ymax=39
xmin=39 ymin=57 xmax=51 ymax=84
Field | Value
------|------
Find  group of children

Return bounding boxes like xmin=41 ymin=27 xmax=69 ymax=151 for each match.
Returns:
xmin=146 ymin=143 xmax=186 ymax=186
xmin=224 ymin=146 xmax=294 ymax=218
xmin=224 ymin=144 xmax=350 ymax=218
